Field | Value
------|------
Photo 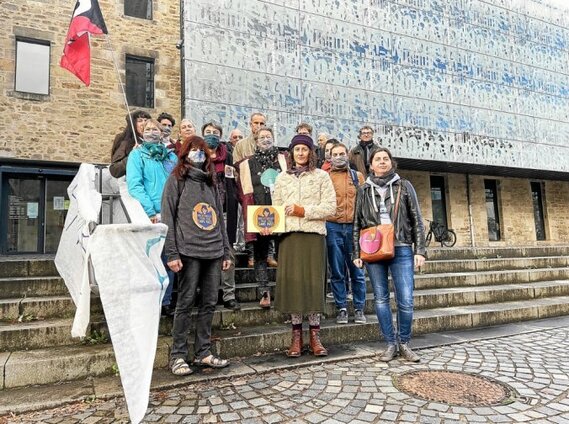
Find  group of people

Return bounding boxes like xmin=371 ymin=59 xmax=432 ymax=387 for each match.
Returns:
xmin=109 ymin=110 xmax=427 ymax=377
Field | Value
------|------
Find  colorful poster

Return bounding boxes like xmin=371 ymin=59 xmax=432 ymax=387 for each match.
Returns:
xmin=247 ymin=205 xmax=285 ymax=233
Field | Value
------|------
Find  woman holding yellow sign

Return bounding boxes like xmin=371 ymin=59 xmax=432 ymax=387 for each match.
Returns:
xmin=272 ymin=134 xmax=336 ymax=358
xmin=236 ymin=127 xmax=288 ymax=308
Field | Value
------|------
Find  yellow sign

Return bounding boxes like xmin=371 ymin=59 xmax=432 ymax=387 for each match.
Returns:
xmin=247 ymin=205 xmax=285 ymax=233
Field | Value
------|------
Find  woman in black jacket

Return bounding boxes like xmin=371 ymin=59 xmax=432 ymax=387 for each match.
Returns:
xmin=161 ymin=135 xmax=231 ymax=376
xmin=353 ymin=147 xmax=426 ymax=363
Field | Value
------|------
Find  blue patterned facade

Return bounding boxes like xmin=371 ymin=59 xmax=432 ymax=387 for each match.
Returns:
xmin=183 ymin=0 xmax=569 ymax=172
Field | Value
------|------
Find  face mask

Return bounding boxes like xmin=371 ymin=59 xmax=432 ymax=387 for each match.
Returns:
xmin=161 ymin=126 xmax=172 ymax=138
xmin=257 ymin=137 xmax=274 ymax=151
xmin=143 ymin=130 xmax=162 ymax=143
xmin=204 ymin=134 xmax=220 ymax=149
xmin=331 ymin=155 xmax=349 ymax=169
xmin=188 ymin=149 xmax=206 ymax=166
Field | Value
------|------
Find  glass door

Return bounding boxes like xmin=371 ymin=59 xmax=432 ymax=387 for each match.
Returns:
xmin=5 ymin=177 xmax=43 ymax=253
xmin=45 ymin=180 xmax=70 ymax=253
xmin=484 ymin=179 xmax=501 ymax=241
xmin=530 ymin=182 xmax=546 ymax=241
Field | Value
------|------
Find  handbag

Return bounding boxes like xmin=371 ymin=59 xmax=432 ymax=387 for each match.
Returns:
xmin=359 ymin=185 xmax=401 ymax=263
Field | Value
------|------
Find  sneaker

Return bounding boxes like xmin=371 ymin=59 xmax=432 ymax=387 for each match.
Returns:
xmin=326 ymin=292 xmax=334 ymax=299
xmin=399 ymin=343 xmax=420 ymax=362
xmin=336 ymin=309 xmax=348 ymax=324
xmin=347 ymin=292 xmax=353 ymax=301
xmin=379 ymin=344 xmax=398 ymax=362
xmin=354 ymin=309 xmax=367 ymax=324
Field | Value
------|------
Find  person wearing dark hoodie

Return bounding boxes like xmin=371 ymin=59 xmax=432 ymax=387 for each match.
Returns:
xmin=161 ymin=135 xmax=231 ymax=376
xmin=110 ymin=110 xmax=151 ymax=178
xmin=352 ymin=147 xmax=426 ymax=363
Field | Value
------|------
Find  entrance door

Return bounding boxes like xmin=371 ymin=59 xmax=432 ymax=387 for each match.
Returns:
xmin=1 ymin=175 xmax=70 ymax=254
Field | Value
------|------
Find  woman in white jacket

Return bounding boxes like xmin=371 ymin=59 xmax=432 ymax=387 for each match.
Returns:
xmin=271 ymin=134 xmax=336 ymax=358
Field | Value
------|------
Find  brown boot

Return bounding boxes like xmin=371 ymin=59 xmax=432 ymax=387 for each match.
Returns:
xmin=309 ymin=328 xmax=328 ymax=356
xmin=286 ymin=329 xmax=302 ymax=358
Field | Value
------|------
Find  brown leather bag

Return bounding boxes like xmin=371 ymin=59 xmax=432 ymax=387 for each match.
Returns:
xmin=359 ymin=186 xmax=401 ymax=263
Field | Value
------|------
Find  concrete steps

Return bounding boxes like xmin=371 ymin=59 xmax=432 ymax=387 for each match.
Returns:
xmin=0 ymin=245 xmax=568 ymax=390
xmin=3 ymin=295 xmax=569 ymax=389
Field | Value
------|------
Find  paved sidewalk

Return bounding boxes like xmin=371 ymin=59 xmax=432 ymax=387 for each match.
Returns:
xmin=3 ymin=316 xmax=569 ymax=423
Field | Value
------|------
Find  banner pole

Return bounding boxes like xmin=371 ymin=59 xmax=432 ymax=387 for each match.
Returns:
xmin=104 ymin=33 xmax=139 ymax=145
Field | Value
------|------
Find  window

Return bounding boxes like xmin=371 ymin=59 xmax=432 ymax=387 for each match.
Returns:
xmin=15 ymin=38 xmax=50 ymax=95
xmin=125 ymin=55 xmax=154 ymax=108
xmin=530 ymin=182 xmax=546 ymax=241
xmin=484 ymin=179 xmax=501 ymax=241
xmin=430 ymin=175 xmax=448 ymax=228
xmin=124 ymin=0 xmax=152 ymax=19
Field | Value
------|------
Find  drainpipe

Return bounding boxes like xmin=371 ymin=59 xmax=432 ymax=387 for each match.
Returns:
xmin=179 ymin=0 xmax=185 ymax=119
xmin=466 ymin=173 xmax=475 ymax=247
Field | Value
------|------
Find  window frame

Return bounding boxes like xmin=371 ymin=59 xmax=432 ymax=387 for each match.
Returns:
xmin=125 ymin=54 xmax=155 ymax=109
xmin=124 ymin=0 xmax=153 ymax=20
xmin=14 ymin=37 xmax=51 ymax=96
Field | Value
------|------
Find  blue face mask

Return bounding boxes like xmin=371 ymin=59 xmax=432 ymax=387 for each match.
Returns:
xmin=204 ymin=134 xmax=220 ymax=149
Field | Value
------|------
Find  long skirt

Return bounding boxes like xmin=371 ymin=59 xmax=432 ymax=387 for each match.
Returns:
xmin=274 ymin=232 xmax=326 ymax=314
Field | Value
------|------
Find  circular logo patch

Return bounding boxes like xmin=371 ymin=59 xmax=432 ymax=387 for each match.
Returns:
xmin=192 ymin=203 xmax=217 ymax=231
xmin=252 ymin=206 xmax=280 ymax=232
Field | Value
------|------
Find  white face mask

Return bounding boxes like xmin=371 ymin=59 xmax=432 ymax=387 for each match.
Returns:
xmin=188 ymin=149 xmax=206 ymax=166
xmin=257 ymin=136 xmax=274 ymax=151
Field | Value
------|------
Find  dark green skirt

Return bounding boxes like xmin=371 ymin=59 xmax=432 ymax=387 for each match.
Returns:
xmin=275 ymin=232 xmax=326 ymax=314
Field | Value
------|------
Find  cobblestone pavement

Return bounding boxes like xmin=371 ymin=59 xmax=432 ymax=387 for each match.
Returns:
xmin=6 ymin=328 xmax=569 ymax=423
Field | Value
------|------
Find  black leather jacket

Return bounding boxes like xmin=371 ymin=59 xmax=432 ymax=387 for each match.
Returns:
xmin=352 ymin=179 xmax=427 ymax=258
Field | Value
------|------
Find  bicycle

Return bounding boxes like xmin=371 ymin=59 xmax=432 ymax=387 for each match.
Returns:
xmin=425 ymin=219 xmax=457 ymax=247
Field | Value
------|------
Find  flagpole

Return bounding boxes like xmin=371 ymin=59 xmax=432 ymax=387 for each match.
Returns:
xmin=104 ymin=33 xmax=139 ymax=145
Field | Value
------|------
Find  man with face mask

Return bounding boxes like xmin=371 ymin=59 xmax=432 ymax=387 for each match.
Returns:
xmin=325 ymin=143 xmax=367 ymax=325
xmin=236 ymin=126 xmax=288 ymax=309
xmin=321 ymin=139 xmax=339 ymax=172
xmin=201 ymin=122 xmax=241 ymax=310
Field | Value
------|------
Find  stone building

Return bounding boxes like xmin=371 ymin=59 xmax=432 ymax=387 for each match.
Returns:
xmin=0 ymin=0 xmax=181 ymax=253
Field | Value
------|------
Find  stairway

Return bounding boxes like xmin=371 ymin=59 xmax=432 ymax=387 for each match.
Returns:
xmin=1 ymin=245 xmax=569 ymax=389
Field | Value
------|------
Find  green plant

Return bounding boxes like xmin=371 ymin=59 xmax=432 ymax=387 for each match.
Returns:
xmin=82 ymin=329 xmax=109 ymax=345
xmin=111 ymin=363 xmax=120 ymax=377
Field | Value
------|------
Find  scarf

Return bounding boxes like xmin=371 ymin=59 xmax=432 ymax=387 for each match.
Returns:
xmin=254 ymin=146 xmax=279 ymax=172
xmin=370 ymin=169 xmax=398 ymax=187
xmin=212 ymin=143 xmax=228 ymax=174
xmin=186 ymin=166 xmax=213 ymax=185
xmin=142 ymin=142 xmax=169 ymax=161
xmin=287 ymin=165 xmax=310 ymax=177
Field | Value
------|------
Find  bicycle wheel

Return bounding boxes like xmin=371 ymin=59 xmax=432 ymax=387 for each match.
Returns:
xmin=425 ymin=232 xmax=432 ymax=247
xmin=442 ymin=230 xmax=457 ymax=247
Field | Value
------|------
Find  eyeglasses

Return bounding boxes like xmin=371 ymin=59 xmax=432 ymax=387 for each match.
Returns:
xmin=258 ymin=137 xmax=273 ymax=142
xmin=360 ymin=131 xmax=373 ymax=135
xmin=232 ymin=135 xmax=244 ymax=140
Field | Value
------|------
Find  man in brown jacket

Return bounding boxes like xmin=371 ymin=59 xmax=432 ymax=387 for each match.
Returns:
xmin=326 ymin=143 xmax=367 ymax=325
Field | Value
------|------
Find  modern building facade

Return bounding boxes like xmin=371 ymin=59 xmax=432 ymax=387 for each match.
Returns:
xmin=0 ymin=0 xmax=181 ymax=254
xmin=1 ymin=0 xmax=568 ymax=254
xmin=183 ymin=0 xmax=569 ymax=247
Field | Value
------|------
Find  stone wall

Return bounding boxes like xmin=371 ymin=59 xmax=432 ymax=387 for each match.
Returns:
xmin=400 ymin=170 xmax=569 ymax=248
xmin=0 ymin=0 xmax=181 ymax=163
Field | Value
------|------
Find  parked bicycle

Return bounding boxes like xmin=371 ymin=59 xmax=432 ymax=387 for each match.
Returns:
xmin=425 ymin=219 xmax=457 ymax=247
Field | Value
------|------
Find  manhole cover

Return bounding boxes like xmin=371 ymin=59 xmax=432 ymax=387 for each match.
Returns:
xmin=393 ymin=370 xmax=517 ymax=406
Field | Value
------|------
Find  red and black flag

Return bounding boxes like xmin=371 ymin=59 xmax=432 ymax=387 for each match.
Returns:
xmin=60 ymin=0 xmax=108 ymax=86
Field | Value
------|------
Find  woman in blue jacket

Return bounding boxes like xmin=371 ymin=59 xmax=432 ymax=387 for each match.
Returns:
xmin=126 ymin=119 xmax=178 ymax=315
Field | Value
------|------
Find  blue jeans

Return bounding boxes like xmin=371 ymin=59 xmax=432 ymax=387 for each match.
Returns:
xmin=161 ymin=252 xmax=174 ymax=306
xmin=326 ymin=222 xmax=366 ymax=311
xmin=365 ymin=246 xmax=414 ymax=344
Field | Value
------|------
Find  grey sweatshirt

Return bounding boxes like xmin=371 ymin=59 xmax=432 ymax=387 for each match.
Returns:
xmin=161 ymin=169 xmax=230 ymax=262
